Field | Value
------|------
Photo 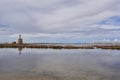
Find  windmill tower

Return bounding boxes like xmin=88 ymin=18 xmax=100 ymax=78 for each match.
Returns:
xmin=18 ymin=35 xmax=23 ymax=45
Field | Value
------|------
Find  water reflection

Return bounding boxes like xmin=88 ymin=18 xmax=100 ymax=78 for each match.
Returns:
xmin=0 ymin=49 xmax=120 ymax=80
xmin=18 ymin=47 xmax=23 ymax=55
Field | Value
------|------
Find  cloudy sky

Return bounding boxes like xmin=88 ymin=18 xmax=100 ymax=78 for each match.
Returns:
xmin=0 ymin=0 xmax=120 ymax=43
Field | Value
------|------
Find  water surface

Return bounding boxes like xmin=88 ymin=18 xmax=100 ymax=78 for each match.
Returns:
xmin=0 ymin=48 xmax=120 ymax=80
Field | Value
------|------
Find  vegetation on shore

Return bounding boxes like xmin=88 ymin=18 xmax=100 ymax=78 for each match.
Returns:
xmin=0 ymin=43 xmax=120 ymax=50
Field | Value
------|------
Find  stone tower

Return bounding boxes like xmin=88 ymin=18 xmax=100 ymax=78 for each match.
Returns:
xmin=18 ymin=35 xmax=23 ymax=45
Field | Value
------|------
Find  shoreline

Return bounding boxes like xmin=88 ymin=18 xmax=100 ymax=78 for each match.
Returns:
xmin=0 ymin=43 xmax=120 ymax=50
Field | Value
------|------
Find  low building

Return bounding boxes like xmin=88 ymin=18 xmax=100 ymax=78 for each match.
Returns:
xmin=12 ymin=42 xmax=16 ymax=44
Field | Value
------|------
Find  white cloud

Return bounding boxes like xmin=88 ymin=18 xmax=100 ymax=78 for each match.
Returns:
xmin=0 ymin=0 xmax=120 ymax=42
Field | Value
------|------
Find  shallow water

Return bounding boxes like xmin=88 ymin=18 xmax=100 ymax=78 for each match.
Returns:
xmin=0 ymin=48 xmax=120 ymax=80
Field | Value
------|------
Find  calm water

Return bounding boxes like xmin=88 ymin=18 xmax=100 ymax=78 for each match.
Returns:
xmin=0 ymin=48 xmax=120 ymax=80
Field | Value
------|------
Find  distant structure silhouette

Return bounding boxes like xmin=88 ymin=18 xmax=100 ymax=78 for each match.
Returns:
xmin=18 ymin=35 xmax=23 ymax=45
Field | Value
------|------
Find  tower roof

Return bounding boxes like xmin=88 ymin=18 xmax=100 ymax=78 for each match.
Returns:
xmin=19 ymin=35 xmax=22 ymax=39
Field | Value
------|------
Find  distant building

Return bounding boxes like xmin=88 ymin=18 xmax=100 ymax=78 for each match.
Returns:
xmin=18 ymin=35 xmax=23 ymax=45
xmin=12 ymin=42 xmax=16 ymax=44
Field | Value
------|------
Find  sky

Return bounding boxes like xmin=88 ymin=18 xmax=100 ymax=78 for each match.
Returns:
xmin=0 ymin=0 xmax=120 ymax=43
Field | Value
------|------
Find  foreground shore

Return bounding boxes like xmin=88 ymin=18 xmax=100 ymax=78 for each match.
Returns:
xmin=0 ymin=43 xmax=120 ymax=50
